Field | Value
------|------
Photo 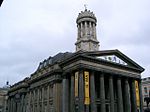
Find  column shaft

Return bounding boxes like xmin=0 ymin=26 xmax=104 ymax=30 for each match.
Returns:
xmin=131 ymin=80 xmax=137 ymax=112
xmin=47 ymin=85 xmax=50 ymax=112
xmin=42 ymin=88 xmax=44 ymax=112
xmin=37 ymin=89 xmax=40 ymax=112
xmin=21 ymin=95 xmax=24 ymax=112
xmin=13 ymin=101 xmax=16 ymax=112
xmin=62 ymin=77 xmax=69 ymax=112
xmin=78 ymin=25 xmax=80 ymax=39
xmin=79 ymin=70 xmax=84 ymax=112
xmin=85 ymin=21 xmax=88 ymax=36
xmin=29 ymin=92 xmax=31 ymax=112
xmin=23 ymin=95 xmax=26 ymax=112
xmin=139 ymin=80 xmax=143 ymax=112
xmin=124 ymin=79 xmax=131 ymax=112
xmin=81 ymin=23 xmax=83 ymax=37
xmin=70 ymin=74 xmax=75 ymax=112
xmin=7 ymin=98 xmax=10 ymax=112
xmin=33 ymin=91 xmax=35 ymax=112
xmin=89 ymin=22 xmax=92 ymax=36
xmin=93 ymin=23 xmax=96 ymax=39
xmin=109 ymin=76 xmax=114 ymax=112
xmin=9 ymin=98 xmax=12 ymax=112
xmin=100 ymin=74 xmax=106 ymax=112
xmin=117 ymin=78 xmax=123 ymax=112
xmin=90 ymin=72 xmax=97 ymax=112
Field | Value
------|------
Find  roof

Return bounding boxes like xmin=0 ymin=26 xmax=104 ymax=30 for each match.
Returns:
xmin=37 ymin=52 xmax=73 ymax=71
xmin=76 ymin=9 xmax=97 ymax=24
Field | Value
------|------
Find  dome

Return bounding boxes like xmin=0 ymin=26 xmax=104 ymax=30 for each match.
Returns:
xmin=76 ymin=9 xmax=97 ymax=24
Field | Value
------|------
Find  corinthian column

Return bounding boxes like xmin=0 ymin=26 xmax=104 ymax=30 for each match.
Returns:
xmin=93 ymin=23 xmax=97 ymax=39
xmin=47 ymin=85 xmax=50 ymax=112
xmin=124 ymin=79 xmax=131 ymax=112
xmin=138 ymin=80 xmax=143 ymax=112
xmin=79 ymin=70 xmax=84 ymax=112
xmin=130 ymin=79 xmax=137 ymax=112
xmin=85 ymin=21 xmax=88 ymax=37
xmin=62 ymin=76 xmax=69 ymax=112
xmin=89 ymin=22 xmax=92 ymax=36
xmin=109 ymin=76 xmax=114 ymax=112
xmin=90 ymin=72 xmax=97 ymax=112
xmin=80 ymin=23 xmax=83 ymax=38
xmin=70 ymin=74 xmax=75 ymax=112
xmin=117 ymin=78 xmax=123 ymax=112
xmin=100 ymin=73 xmax=105 ymax=112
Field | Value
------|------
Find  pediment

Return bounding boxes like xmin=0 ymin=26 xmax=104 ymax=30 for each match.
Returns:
xmin=82 ymin=49 xmax=144 ymax=72
xmin=96 ymin=54 xmax=128 ymax=66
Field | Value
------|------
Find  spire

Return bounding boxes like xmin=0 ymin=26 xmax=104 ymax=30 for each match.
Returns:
xmin=75 ymin=8 xmax=99 ymax=52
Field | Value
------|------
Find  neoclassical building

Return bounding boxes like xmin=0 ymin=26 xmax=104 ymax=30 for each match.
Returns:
xmin=7 ymin=9 xmax=144 ymax=112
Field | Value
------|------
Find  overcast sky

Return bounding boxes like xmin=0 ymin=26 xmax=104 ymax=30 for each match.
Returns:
xmin=0 ymin=0 xmax=150 ymax=87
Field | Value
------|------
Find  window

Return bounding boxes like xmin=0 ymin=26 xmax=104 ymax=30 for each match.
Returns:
xmin=144 ymin=87 xmax=148 ymax=93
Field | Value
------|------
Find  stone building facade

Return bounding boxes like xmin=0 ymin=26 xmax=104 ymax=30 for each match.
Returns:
xmin=142 ymin=77 xmax=150 ymax=108
xmin=7 ymin=9 xmax=144 ymax=112
xmin=0 ymin=82 xmax=10 ymax=112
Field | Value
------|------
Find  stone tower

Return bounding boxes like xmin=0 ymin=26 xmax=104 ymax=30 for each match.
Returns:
xmin=75 ymin=9 xmax=99 ymax=51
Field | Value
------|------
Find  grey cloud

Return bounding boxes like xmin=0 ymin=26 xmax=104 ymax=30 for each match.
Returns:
xmin=0 ymin=0 xmax=150 ymax=86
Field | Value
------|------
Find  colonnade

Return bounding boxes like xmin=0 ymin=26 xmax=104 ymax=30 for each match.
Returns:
xmin=77 ymin=21 xmax=97 ymax=39
xmin=62 ymin=70 xmax=143 ymax=112
xmin=7 ymin=70 xmax=143 ymax=112
xmin=7 ymin=94 xmax=26 ymax=112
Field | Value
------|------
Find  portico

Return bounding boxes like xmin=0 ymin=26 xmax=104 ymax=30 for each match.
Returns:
xmin=61 ymin=50 xmax=144 ymax=112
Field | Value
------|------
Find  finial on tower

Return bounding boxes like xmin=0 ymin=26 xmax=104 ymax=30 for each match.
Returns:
xmin=84 ymin=4 xmax=87 ymax=10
